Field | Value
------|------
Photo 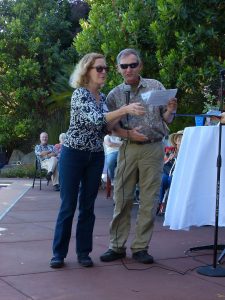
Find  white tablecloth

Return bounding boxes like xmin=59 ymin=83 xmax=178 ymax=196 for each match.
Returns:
xmin=164 ymin=126 xmax=225 ymax=230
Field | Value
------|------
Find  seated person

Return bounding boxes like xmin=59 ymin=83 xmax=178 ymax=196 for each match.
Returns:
xmin=35 ymin=132 xmax=60 ymax=191
xmin=54 ymin=133 xmax=66 ymax=159
xmin=104 ymin=134 xmax=122 ymax=185
xmin=221 ymin=112 xmax=225 ymax=124
xmin=203 ymin=108 xmax=220 ymax=126
xmin=157 ymin=130 xmax=183 ymax=213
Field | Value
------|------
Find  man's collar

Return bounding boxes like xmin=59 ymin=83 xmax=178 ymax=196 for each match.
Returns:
xmin=122 ymin=76 xmax=146 ymax=91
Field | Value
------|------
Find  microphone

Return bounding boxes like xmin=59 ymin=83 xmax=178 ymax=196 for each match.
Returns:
xmin=124 ymin=85 xmax=131 ymax=105
xmin=123 ymin=85 xmax=131 ymax=129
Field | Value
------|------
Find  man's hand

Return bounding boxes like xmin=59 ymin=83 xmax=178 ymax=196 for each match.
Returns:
xmin=167 ymin=97 xmax=177 ymax=113
xmin=40 ymin=151 xmax=50 ymax=157
xmin=163 ymin=97 xmax=177 ymax=123
xmin=48 ymin=152 xmax=56 ymax=157
xmin=128 ymin=126 xmax=148 ymax=142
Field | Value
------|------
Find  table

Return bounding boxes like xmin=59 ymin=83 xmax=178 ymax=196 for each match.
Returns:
xmin=164 ymin=125 xmax=225 ymax=230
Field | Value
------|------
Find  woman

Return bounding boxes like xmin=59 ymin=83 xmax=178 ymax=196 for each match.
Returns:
xmin=157 ymin=130 xmax=183 ymax=215
xmin=50 ymin=53 xmax=145 ymax=268
xmin=54 ymin=132 xmax=66 ymax=159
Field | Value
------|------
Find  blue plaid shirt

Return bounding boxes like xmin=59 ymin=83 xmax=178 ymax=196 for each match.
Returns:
xmin=35 ymin=144 xmax=56 ymax=161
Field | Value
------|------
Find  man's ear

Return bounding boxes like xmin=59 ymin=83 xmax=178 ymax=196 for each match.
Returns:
xmin=116 ymin=64 xmax=121 ymax=74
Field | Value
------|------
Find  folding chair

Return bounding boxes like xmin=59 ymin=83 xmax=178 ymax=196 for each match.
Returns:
xmin=32 ymin=156 xmax=49 ymax=190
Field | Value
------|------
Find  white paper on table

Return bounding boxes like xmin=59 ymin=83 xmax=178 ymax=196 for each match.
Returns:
xmin=141 ymin=89 xmax=177 ymax=106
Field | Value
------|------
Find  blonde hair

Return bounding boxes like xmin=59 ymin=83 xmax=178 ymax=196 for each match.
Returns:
xmin=69 ymin=53 xmax=105 ymax=88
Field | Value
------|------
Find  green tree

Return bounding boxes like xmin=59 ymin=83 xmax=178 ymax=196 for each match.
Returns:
xmin=75 ymin=0 xmax=158 ymax=91
xmin=150 ymin=0 xmax=225 ymax=128
xmin=0 ymin=0 xmax=76 ymax=152
xmin=75 ymin=0 xmax=225 ymax=131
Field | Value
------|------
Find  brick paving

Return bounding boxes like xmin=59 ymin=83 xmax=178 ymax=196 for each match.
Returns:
xmin=0 ymin=179 xmax=225 ymax=300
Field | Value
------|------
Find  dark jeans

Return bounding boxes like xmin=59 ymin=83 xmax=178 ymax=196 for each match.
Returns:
xmin=52 ymin=145 xmax=104 ymax=258
xmin=159 ymin=173 xmax=172 ymax=203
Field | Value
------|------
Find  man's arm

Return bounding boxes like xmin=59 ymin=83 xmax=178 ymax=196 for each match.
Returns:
xmin=35 ymin=145 xmax=56 ymax=158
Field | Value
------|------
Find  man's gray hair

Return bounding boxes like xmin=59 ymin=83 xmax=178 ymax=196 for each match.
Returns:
xmin=116 ymin=48 xmax=141 ymax=65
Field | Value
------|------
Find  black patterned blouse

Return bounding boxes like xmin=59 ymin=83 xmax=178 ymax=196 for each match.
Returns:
xmin=63 ymin=87 xmax=108 ymax=152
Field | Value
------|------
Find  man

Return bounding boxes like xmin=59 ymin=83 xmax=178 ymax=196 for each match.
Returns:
xmin=35 ymin=132 xmax=60 ymax=191
xmin=100 ymin=48 xmax=177 ymax=264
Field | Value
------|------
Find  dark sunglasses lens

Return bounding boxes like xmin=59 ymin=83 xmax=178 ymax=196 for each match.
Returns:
xmin=120 ymin=64 xmax=128 ymax=69
xmin=96 ymin=66 xmax=109 ymax=73
xmin=130 ymin=62 xmax=139 ymax=68
xmin=120 ymin=62 xmax=139 ymax=69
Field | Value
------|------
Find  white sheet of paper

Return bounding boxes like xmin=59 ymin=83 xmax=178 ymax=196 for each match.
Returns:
xmin=141 ymin=89 xmax=177 ymax=106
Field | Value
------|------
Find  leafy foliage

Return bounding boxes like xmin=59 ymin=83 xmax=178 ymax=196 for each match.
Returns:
xmin=75 ymin=0 xmax=225 ymax=131
xmin=0 ymin=164 xmax=35 ymax=178
xmin=0 ymin=0 xmax=76 ymax=152
xmin=75 ymin=0 xmax=158 ymax=91
xmin=150 ymin=0 xmax=225 ymax=121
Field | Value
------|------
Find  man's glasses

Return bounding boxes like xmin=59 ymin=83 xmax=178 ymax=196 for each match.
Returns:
xmin=119 ymin=62 xmax=139 ymax=69
xmin=91 ymin=66 xmax=109 ymax=73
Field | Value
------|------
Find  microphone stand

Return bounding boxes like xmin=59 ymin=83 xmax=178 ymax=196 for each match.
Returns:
xmin=196 ymin=69 xmax=225 ymax=277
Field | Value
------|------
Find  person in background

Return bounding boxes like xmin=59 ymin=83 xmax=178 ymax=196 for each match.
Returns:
xmin=157 ymin=130 xmax=183 ymax=215
xmin=100 ymin=48 xmax=177 ymax=264
xmin=104 ymin=134 xmax=122 ymax=185
xmin=54 ymin=133 xmax=66 ymax=159
xmin=50 ymin=52 xmax=145 ymax=269
xmin=35 ymin=132 xmax=60 ymax=191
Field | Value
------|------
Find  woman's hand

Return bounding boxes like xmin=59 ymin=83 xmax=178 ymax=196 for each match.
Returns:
xmin=123 ymin=103 xmax=146 ymax=116
xmin=105 ymin=103 xmax=145 ymax=123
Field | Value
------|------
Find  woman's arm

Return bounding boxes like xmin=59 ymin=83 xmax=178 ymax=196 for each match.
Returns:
xmin=105 ymin=102 xmax=145 ymax=123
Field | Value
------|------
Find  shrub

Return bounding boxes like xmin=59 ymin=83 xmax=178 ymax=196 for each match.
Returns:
xmin=0 ymin=164 xmax=36 ymax=178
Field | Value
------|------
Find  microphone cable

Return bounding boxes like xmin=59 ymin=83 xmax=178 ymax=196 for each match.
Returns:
xmin=114 ymin=86 xmax=131 ymax=264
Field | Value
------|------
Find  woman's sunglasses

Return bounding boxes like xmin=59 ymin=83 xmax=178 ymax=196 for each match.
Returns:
xmin=91 ymin=66 xmax=109 ymax=73
xmin=119 ymin=62 xmax=139 ymax=69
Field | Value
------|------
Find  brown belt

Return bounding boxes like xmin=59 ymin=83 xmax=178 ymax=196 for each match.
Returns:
xmin=128 ymin=138 xmax=162 ymax=145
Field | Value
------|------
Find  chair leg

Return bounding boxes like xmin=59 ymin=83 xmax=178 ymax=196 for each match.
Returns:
xmin=32 ymin=170 xmax=37 ymax=188
xmin=39 ymin=170 xmax=42 ymax=190
xmin=160 ymin=188 xmax=170 ymax=214
xmin=106 ymin=171 xmax=111 ymax=198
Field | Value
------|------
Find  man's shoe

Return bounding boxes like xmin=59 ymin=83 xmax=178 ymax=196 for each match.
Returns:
xmin=53 ymin=184 xmax=60 ymax=191
xmin=46 ymin=171 xmax=53 ymax=181
xmin=50 ymin=257 xmax=64 ymax=268
xmin=132 ymin=250 xmax=154 ymax=264
xmin=100 ymin=249 xmax=126 ymax=262
xmin=78 ymin=255 xmax=93 ymax=267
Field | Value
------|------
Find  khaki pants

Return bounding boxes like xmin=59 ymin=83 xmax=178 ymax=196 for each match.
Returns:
xmin=109 ymin=141 xmax=164 ymax=253
xmin=41 ymin=157 xmax=59 ymax=186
